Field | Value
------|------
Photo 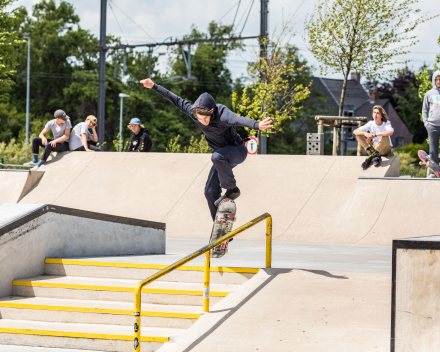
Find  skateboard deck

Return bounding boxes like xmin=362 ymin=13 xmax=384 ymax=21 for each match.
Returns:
xmin=418 ymin=150 xmax=440 ymax=177
xmin=209 ymin=199 xmax=236 ymax=258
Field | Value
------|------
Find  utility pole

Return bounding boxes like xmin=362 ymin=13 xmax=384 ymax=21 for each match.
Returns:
xmin=259 ymin=0 xmax=269 ymax=154
xmin=97 ymin=0 xmax=107 ymax=148
xmin=23 ymin=33 xmax=31 ymax=157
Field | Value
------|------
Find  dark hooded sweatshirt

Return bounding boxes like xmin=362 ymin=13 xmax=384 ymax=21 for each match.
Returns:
xmin=152 ymin=84 xmax=259 ymax=151
xmin=128 ymin=127 xmax=152 ymax=152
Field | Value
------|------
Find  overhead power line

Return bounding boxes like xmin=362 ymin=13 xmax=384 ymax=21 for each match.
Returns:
xmin=109 ymin=0 xmax=154 ymax=41
xmin=231 ymin=0 xmax=242 ymax=29
xmin=219 ymin=1 xmax=241 ymax=23
xmin=108 ymin=2 xmax=128 ymax=44
xmin=240 ymin=0 xmax=255 ymax=35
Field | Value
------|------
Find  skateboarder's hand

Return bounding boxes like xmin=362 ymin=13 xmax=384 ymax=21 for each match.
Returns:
xmin=258 ymin=116 xmax=274 ymax=130
xmin=140 ymin=78 xmax=154 ymax=89
xmin=50 ymin=140 xmax=57 ymax=147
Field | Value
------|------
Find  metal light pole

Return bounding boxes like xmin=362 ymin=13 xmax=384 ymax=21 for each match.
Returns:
xmin=259 ymin=0 xmax=269 ymax=154
xmin=24 ymin=33 xmax=31 ymax=155
xmin=118 ymin=93 xmax=130 ymax=152
xmin=98 ymin=0 xmax=107 ymax=148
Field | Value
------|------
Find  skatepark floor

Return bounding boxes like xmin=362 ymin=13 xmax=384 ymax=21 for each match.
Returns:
xmin=75 ymin=238 xmax=392 ymax=274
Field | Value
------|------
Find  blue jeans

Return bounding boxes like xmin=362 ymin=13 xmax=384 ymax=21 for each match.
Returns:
xmin=205 ymin=143 xmax=248 ymax=220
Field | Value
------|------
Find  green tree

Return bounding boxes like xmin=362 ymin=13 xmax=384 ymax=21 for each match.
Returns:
xmin=232 ymin=27 xmax=311 ymax=142
xmin=305 ymin=0 xmax=436 ymax=153
xmin=0 ymin=0 xmax=22 ymax=99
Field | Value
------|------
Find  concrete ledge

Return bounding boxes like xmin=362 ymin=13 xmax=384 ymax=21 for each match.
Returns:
xmin=392 ymin=237 xmax=440 ymax=352
xmin=0 ymin=205 xmax=166 ymax=298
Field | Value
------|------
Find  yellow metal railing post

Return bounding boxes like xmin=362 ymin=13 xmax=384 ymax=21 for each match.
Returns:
xmin=203 ymin=250 xmax=211 ymax=312
xmin=133 ymin=212 xmax=272 ymax=351
xmin=266 ymin=216 xmax=272 ymax=268
xmin=133 ymin=284 xmax=142 ymax=351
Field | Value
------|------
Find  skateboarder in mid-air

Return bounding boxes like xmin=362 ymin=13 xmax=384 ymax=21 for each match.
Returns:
xmin=140 ymin=78 xmax=273 ymax=221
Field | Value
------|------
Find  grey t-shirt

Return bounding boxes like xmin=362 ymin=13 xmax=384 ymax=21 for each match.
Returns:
xmin=45 ymin=119 xmax=72 ymax=142
xmin=69 ymin=122 xmax=92 ymax=151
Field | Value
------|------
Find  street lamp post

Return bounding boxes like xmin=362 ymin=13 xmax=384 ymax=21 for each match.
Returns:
xmin=23 ymin=33 xmax=31 ymax=156
xmin=118 ymin=93 xmax=130 ymax=152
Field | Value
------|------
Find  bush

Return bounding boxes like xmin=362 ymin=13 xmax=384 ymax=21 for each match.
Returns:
xmin=394 ymin=142 xmax=431 ymax=177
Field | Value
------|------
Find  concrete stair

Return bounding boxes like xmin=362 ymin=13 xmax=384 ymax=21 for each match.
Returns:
xmin=0 ymin=257 xmax=259 ymax=351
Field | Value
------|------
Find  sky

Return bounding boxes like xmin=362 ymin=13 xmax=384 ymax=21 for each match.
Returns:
xmin=9 ymin=0 xmax=440 ymax=82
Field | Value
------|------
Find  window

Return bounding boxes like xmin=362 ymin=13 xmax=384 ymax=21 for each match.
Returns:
xmin=395 ymin=137 xmax=404 ymax=147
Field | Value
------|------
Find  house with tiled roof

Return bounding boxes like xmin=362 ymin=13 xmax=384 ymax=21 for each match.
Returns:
xmin=313 ymin=73 xmax=412 ymax=148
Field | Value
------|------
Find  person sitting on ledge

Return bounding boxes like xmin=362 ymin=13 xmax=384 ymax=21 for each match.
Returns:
xmin=24 ymin=109 xmax=72 ymax=171
xmin=353 ymin=105 xmax=394 ymax=169
xmin=127 ymin=117 xmax=152 ymax=152
xmin=69 ymin=115 xmax=101 ymax=152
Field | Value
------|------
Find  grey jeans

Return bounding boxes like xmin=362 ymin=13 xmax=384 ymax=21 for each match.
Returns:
xmin=427 ymin=124 xmax=440 ymax=173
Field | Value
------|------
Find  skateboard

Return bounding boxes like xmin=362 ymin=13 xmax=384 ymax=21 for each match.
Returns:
xmin=0 ymin=163 xmax=32 ymax=170
xmin=418 ymin=150 xmax=440 ymax=177
xmin=209 ymin=199 xmax=236 ymax=258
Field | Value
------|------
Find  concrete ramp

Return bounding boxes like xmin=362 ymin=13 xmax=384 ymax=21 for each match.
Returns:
xmin=16 ymin=152 xmax=404 ymax=245
xmin=0 ymin=170 xmax=44 ymax=203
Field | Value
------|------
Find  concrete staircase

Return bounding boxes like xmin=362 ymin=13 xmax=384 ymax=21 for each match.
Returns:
xmin=0 ymin=258 xmax=259 ymax=351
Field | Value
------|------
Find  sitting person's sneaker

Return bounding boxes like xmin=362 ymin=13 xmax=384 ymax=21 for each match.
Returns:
xmin=373 ymin=155 xmax=382 ymax=167
xmin=427 ymin=173 xmax=437 ymax=179
xmin=30 ymin=165 xmax=40 ymax=171
xmin=361 ymin=156 xmax=373 ymax=169
xmin=23 ymin=161 xmax=37 ymax=167
xmin=214 ymin=187 xmax=241 ymax=207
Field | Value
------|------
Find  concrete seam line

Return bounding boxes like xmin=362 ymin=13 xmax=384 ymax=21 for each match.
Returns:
xmin=12 ymin=280 xmax=230 ymax=296
xmin=45 ymin=258 xmax=260 ymax=273
xmin=354 ymin=185 xmax=390 ymax=244
xmin=0 ymin=328 xmax=168 ymax=342
xmin=160 ymin=159 xmax=211 ymax=222
xmin=50 ymin=154 xmax=97 ymax=205
xmin=274 ymin=159 xmax=337 ymax=240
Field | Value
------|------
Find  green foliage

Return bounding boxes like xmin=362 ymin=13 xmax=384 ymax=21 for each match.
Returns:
xmin=0 ymin=0 xmax=23 ymax=100
xmin=305 ymin=0 xmax=436 ymax=118
xmin=0 ymin=137 xmax=36 ymax=161
xmin=233 ymin=24 xmax=310 ymax=138
xmin=393 ymin=142 xmax=431 ymax=177
xmin=416 ymin=35 xmax=440 ymax=99
xmin=165 ymin=134 xmax=213 ymax=154
xmin=112 ymin=133 xmax=131 ymax=152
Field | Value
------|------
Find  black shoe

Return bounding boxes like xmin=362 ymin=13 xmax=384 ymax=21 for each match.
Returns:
xmin=361 ymin=156 xmax=373 ymax=169
xmin=373 ymin=155 xmax=382 ymax=167
xmin=214 ymin=187 xmax=241 ymax=207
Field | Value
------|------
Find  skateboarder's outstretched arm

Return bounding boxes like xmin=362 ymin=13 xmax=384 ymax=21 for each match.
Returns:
xmin=217 ymin=105 xmax=273 ymax=131
xmin=140 ymin=78 xmax=193 ymax=117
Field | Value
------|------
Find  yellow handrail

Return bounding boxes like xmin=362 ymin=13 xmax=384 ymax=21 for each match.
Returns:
xmin=133 ymin=212 xmax=272 ymax=351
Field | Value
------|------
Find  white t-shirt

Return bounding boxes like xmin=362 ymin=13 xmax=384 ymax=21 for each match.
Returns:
xmin=45 ymin=119 xmax=72 ymax=143
xmin=357 ymin=120 xmax=394 ymax=147
xmin=69 ymin=122 xmax=92 ymax=150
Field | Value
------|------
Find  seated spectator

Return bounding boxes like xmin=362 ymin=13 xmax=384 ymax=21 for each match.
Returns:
xmin=127 ymin=118 xmax=152 ymax=152
xmin=24 ymin=109 xmax=72 ymax=171
xmin=70 ymin=115 xmax=101 ymax=152
xmin=353 ymin=105 xmax=394 ymax=169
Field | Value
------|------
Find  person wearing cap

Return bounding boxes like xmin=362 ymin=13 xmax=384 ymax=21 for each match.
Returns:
xmin=127 ymin=118 xmax=152 ymax=152
xmin=69 ymin=115 xmax=100 ymax=152
xmin=24 ymin=109 xmax=72 ymax=170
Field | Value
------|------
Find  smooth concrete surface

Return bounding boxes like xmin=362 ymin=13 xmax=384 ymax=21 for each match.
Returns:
xmin=158 ymin=268 xmax=391 ymax=352
xmin=0 ymin=203 xmax=44 ymax=227
xmin=0 ymin=211 xmax=165 ymax=298
xmin=0 ymin=346 xmax=99 ymax=352
xmin=12 ymin=152 xmax=408 ymax=245
xmin=0 ymin=170 xmax=44 ymax=203
xmin=75 ymin=238 xmax=392 ymax=273
xmin=395 ymin=248 xmax=440 ymax=352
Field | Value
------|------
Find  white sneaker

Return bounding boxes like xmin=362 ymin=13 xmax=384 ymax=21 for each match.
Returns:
xmin=30 ymin=165 xmax=40 ymax=171
xmin=427 ymin=173 xmax=436 ymax=179
xmin=23 ymin=161 xmax=37 ymax=167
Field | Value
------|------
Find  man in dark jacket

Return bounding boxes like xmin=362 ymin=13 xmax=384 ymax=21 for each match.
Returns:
xmin=127 ymin=117 xmax=152 ymax=152
xmin=140 ymin=78 xmax=273 ymax=220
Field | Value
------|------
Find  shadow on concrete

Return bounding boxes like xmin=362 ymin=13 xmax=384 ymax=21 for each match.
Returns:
xmin=298 ymin=269 xmax=349 ymax=279
xmin=182 ymin=268 xmax=292 ymax=352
